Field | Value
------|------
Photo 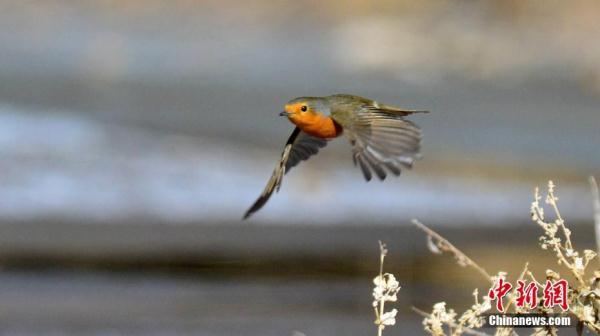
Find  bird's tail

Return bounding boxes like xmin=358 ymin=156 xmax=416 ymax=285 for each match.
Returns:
xmin=371 ymin=104 xmax=429 ymax=116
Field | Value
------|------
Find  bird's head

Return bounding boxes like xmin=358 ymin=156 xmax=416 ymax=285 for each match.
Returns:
xmin=279 ymin=97 xmax=326 ymax=121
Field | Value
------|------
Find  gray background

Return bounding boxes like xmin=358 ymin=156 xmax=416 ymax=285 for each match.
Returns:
xmin=0 ymin=1 xmax=598 ymax=335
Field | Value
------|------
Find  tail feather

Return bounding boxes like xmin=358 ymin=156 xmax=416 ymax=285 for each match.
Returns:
xmin=367 ymin=104 xmax=429 ymax=117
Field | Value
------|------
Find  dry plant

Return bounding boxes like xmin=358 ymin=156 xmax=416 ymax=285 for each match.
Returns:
xmin=590 ymin=176 xmax=600 ymax=255
xmin=373 ymin=241 xmax=401 ymax=336
xmin=410 ymin=179 xmax=600 ymax=335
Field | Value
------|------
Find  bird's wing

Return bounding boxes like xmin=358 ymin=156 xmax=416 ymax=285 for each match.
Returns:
xmin=333 ymin=107 xmax=425 ymax=181
xmin=285 ymin=129 xmax=329 ymax=171
xmin=243 ymin=127 xmax=328 ymax=219
xmin=364 ymin=101 xmax=429 ymax=117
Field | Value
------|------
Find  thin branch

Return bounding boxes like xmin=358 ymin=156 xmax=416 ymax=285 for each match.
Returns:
xmin=546 ymin=181 xmax=573 ymax=252
xmin=503 ymin=262 xmax=529 ymax=313
xmin=532 ymin=184 xmax=586 ymax=285
xmin=589 ymin=176 xmax=600 ymax=256
xmin=377 ymin=241 xmax=386 ymax=336
xmin=412 ymin=219 xmax=492 ymax=283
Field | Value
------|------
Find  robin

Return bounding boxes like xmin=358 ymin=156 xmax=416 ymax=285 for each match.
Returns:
xmin=243 ymin=94 xmax=427 ymax=219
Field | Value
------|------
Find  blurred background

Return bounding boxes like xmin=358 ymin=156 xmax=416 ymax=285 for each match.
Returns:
xmin=0 ymin=0 xmax=599 ymax=335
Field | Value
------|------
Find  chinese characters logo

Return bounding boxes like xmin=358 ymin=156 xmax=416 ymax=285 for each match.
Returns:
xmin=488 ymin=278 xmax=568 ymax=312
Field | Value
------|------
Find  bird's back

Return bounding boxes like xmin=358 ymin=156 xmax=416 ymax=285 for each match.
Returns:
xmin=326 ymin=94 xmax=373 ymax=124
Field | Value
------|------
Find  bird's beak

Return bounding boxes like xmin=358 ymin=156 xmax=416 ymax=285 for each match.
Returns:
xmin=279 ymin=111 xmax=290 ymax=117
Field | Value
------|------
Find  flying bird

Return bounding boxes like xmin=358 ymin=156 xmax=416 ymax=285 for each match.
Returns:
xmin=244 ymin=94 xmax=427 ymax=219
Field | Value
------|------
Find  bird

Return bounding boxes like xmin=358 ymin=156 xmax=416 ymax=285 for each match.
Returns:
xmin=243 ymin=94 xmax=428 ymax=219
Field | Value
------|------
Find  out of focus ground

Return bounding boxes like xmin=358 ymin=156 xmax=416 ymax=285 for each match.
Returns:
xmin=0 ymin=221 xmax=592 ymax=335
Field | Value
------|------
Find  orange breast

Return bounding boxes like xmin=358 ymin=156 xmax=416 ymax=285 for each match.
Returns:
xmin=291 ymin=114 xmax=343 ymax=139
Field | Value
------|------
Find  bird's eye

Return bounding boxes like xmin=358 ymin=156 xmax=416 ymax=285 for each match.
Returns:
xmin=300 ymin=105 xmax=307 ymax=112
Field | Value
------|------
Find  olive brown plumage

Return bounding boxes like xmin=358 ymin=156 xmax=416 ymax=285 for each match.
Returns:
xmin=243 ymin=94 xmax=428 ymax=219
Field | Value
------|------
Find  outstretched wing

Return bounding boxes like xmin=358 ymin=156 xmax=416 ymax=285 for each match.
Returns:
xmin=335 ymin=106 xmax=426 ymax=181
xmin=243 ymin=127 xmax=328 ymax=219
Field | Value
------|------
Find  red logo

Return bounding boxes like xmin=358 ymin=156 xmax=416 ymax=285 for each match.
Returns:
xmin=543 ymin=279 xmax=568 ymax=311
xmin=515 ymin=280 xmax=538 ymax=309
xmin=488 ymin=278 xmax=512 ymax=312
xmin=488 ymin=278 xmax=569 ymax=312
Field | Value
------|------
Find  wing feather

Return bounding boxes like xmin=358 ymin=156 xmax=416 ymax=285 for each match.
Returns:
xmin=337 ymin=108 xmax=423 ymax=181
xmin=286 ymin=133 xmax=327 ymax=171
xmin=243 ymin=127 xmax=328 ymax=219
